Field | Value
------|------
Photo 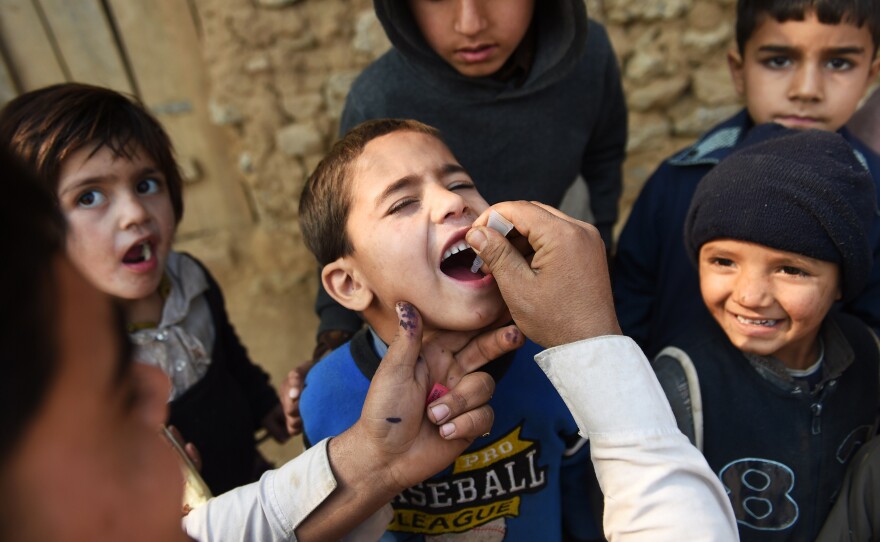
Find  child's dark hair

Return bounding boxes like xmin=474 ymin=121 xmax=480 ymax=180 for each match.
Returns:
xmin=0 ymin=83 xmax=184 ymax=222
xmin=299 ymin=118 xmax=442 ymax=266
xmin=736 ymin=0 xmax=880 ymax=54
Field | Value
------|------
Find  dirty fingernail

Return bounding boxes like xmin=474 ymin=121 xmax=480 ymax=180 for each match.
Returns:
xmin=431 ymin=403 xmax=451 ymax=422
xmin=504 ymin=327 xmax=522 ymax=345
xmin=440 ymin=422 xmax=456 ymax=438
xmin=466 ymin=228 xmax=488 ymax=253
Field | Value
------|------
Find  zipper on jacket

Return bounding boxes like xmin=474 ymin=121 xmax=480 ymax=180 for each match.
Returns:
xmin=809 ymin=380 xmax=837 ymax=435
xmin=810 ymin=402 xmax=823 ymax=435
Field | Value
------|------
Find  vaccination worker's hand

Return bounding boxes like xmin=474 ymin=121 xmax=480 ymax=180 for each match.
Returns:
xmin=421 ymin=323 xmax=524 ymax=391
xmin=330 ymin=302 xmax=496 ymax=498
xmin=466 ymin=201 xmax=621 ymax=348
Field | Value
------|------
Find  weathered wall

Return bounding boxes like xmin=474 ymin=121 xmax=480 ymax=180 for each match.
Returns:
xmin=601 ymin=0 xmax=740 ymax=222
xmin=195 ymin=0 xmax=740 ymax=229
xmin=188 ymin=0 xmax=741 ymax=462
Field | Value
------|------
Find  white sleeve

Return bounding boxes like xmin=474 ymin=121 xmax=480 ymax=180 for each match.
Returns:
xmin=535 ymin=336 xmax=738 ymax=542
xmin=182 ymin=438 xmax=392 ymax=542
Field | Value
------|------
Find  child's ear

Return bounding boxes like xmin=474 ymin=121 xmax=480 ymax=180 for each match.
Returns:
xmin=869 ymin=53 xmax=880 ymax=83
xmin=322 ymin=258 xmax=374 ymax=312
xmin=727 ymin=48 xmax=746 ymax=96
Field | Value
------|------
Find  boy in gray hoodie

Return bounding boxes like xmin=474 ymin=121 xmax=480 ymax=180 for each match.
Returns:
xmin=304 ymin=0 xmax=627 ymax=368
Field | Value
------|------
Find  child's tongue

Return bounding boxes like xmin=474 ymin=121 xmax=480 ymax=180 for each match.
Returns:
xmin=446 ymin=266 xmax=483 ymax=281
xmin=123 ymin=243 xmax=147 ymax=264
xmin=441 ymin=250 xmax=484 ymax=281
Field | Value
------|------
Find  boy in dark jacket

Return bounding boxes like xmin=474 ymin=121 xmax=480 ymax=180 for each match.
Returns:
xmin=653 ymin=126 xmax=879 ymax=541
xmin=848 ymin=86 xmax=880 ymax=154
xmin=614 ymin=0 xmax=880 ymax=357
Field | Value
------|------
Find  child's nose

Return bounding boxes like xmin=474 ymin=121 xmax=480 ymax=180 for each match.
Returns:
xmin=734 ymin=272 xmax=772 ymax=308
xmin=430 ymin=188 xmax=469 ymax=223
xmin=454 ymin=0 xmax=488 ymax=36
xmin=118 ymin=193 xmax=151 ymax=229
xmin=789 ymin=63 xmax=823 ymax=102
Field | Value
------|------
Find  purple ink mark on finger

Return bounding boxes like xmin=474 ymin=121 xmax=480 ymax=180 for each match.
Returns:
xmin=386 ymin=417 xmax=402 ymax=423
xmin=396 ymin=302 xmax=419 ymax=334
xmin=399 ymin=319 xmax=417 ymax=331
xmin=504 ymin=328 xmax=522 ymax=344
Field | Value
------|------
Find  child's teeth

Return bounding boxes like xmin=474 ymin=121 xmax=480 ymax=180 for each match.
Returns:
xmin=442 ymin=241 xmax=470 ymax=261
xmin=143 ymin=242 xmax=152 ymax=261
xmin=737 ymin=315 xmax=777 ymax=327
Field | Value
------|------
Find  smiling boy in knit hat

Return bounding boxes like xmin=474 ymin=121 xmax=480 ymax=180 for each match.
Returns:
xmin=652 ymin=125 xmax=880 ymax=541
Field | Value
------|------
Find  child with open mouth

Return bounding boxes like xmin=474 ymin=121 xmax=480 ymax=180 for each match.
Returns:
xmin=297 ymin=119 xmax=600 ymax=542
xmin=0 ymin=83 xmax=289 ymax=496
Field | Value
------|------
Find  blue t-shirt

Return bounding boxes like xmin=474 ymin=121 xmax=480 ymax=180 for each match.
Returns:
xmin=301 ymin=330 xmax=597 ymax=541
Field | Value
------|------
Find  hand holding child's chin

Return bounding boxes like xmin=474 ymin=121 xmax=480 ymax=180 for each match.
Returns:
xmin=342 ymin=302 xmax=497 ymax=499
xmin=421 ymin=320 xmax=524 ymax=390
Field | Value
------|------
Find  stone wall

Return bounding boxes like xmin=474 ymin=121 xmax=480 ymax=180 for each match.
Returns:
xmin=188 ymin=0 xmax=740 ymax=462
xmin=600 ymin=0 xmax=740 ymax=221
xmin=196 ymin=0 xmax=741 ymax=226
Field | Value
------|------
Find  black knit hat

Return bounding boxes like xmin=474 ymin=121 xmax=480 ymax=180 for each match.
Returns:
xmin=685 ymin=124 xmax=877 ymax=302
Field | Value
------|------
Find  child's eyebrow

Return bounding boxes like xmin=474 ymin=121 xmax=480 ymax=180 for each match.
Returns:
xmin=440 ymin=163 xmax=467 ymax=175
xmin=821 ymin=46 xmax=867 ymax=56
xmin=375 ymin=163 xmax=468 ymax=207
xmin=769 ymin=254 xmax=818 ymax=268
xmin=138 ymin=166 xmax=164 ymax=177
xmin=756 ymin=44 xmax=866 ymax=56
xmin=376 ymin=176 xmax=419 ymax=207
xmin=756 ymin=45 xmax=799 ymax=55
xmin=58 ymin=174 xmax=108 ymax=197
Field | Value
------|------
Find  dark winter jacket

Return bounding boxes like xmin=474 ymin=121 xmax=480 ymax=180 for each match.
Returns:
xmin=652 ymin=312 xmax=880 ymax=541
xmin=613 ymin=110 xmax=880 ymax=357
